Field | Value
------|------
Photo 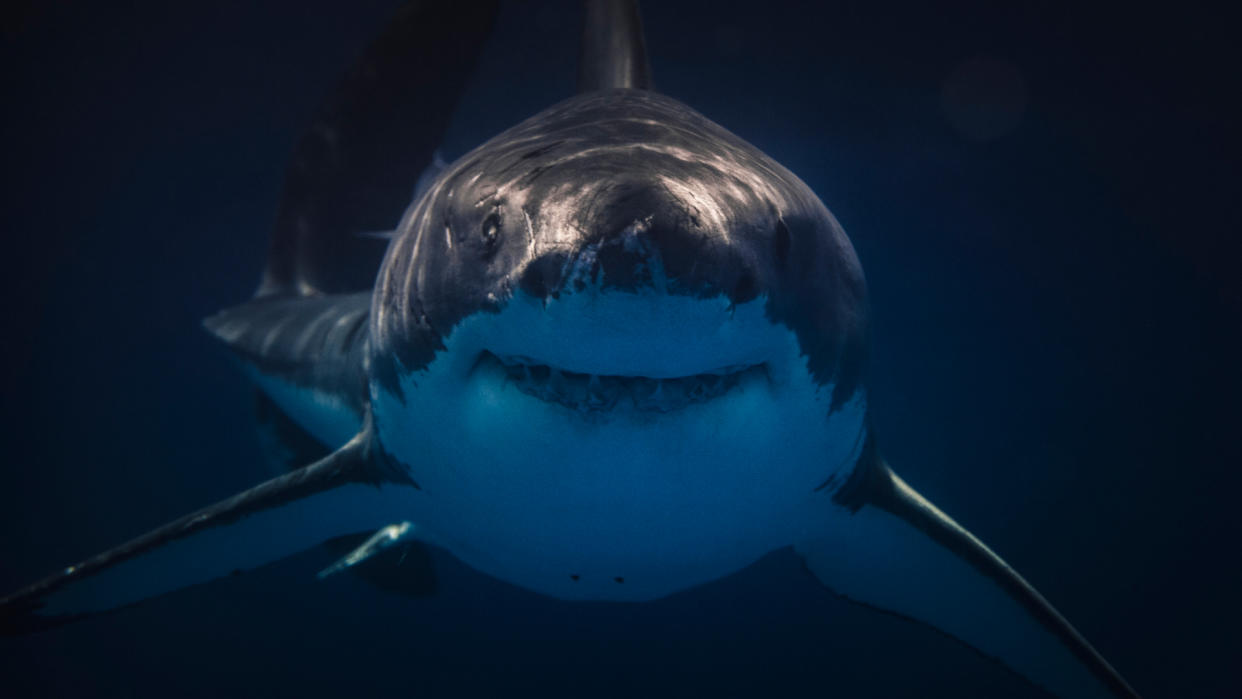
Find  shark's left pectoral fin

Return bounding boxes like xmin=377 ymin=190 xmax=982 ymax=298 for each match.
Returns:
xmin=0 ymin=426 xmax=417 ymax=635
xmin=798 ymin=455 xmax=1138 ymax=698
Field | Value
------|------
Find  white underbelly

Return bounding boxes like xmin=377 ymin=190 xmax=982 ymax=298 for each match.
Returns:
xmin=376 ymin=359 xmax=867 ymax=602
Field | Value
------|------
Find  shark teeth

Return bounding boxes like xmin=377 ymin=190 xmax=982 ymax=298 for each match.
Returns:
xmin=484 ymin=352 xmax=763 ymax=413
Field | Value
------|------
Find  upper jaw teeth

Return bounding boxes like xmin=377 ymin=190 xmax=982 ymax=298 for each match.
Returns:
xmin=484 ymin=352 xmax=763 ymax=413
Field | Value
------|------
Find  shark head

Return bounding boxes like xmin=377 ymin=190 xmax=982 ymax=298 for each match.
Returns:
xmin=366 ymin=90 xmax=871 ymax=600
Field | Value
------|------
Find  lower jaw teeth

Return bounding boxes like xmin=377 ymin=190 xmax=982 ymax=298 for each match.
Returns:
xmin=491 ymin=355 xmax=752 ymax=413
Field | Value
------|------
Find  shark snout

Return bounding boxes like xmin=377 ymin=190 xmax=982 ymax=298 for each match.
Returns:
xmin=518 ymin=186 xmax=768 ymax=305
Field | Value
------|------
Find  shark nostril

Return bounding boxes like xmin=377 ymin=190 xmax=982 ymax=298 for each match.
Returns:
xmin=519 ymin=265 xmax=548 ymax=298
xmin=519 ymin=253 xmax=566 ymax=300
xmin=773 ymin=218 xmax=792 ymax=265
xmin=732 ymin=272 xmax=759 ymax=303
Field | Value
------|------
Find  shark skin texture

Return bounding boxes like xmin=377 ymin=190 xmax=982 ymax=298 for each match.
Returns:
xmin=0 ymin=2 xmax=1138 ymax=697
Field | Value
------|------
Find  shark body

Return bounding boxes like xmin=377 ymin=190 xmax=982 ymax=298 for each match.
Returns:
xmin=1 ymin=3 xmax=1138 ymax=697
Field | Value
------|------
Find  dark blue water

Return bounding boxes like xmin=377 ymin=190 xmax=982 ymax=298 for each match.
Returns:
xmin=2 ymin=1 xmax=1238 ymax=696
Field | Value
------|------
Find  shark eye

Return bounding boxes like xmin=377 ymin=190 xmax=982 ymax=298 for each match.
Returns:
xmin=480 ymin=212 xmax=501 ymax=253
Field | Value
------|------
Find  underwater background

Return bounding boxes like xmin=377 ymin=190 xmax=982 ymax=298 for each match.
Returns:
xmin=1 ymin=1 xmax=1238 ymax=696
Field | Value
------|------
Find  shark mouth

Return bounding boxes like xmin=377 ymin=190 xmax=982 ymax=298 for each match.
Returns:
xmin=481 ymin=351 xmax=766 ymax=413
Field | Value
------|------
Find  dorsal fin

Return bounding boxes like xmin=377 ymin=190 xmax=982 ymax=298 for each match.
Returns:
xmin=577 ymin=0 xmax=652 ymax=92
xmin=259 ymin=2 xmax=499 ymax=298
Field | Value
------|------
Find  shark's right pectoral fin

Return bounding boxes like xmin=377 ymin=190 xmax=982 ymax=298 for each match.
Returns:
xmin=798 ymin=453 xmax=1138 ymax=698
xmin=0 ymin=427 xmax=418 ymax=635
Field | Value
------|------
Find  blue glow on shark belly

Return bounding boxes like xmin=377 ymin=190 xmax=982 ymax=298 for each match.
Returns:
xmin=372 ymin=295 xmax=868 ymax=601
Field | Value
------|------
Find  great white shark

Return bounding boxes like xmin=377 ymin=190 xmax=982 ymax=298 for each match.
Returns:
xmin=1 ymin=2 xmax=1138 ymax=697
